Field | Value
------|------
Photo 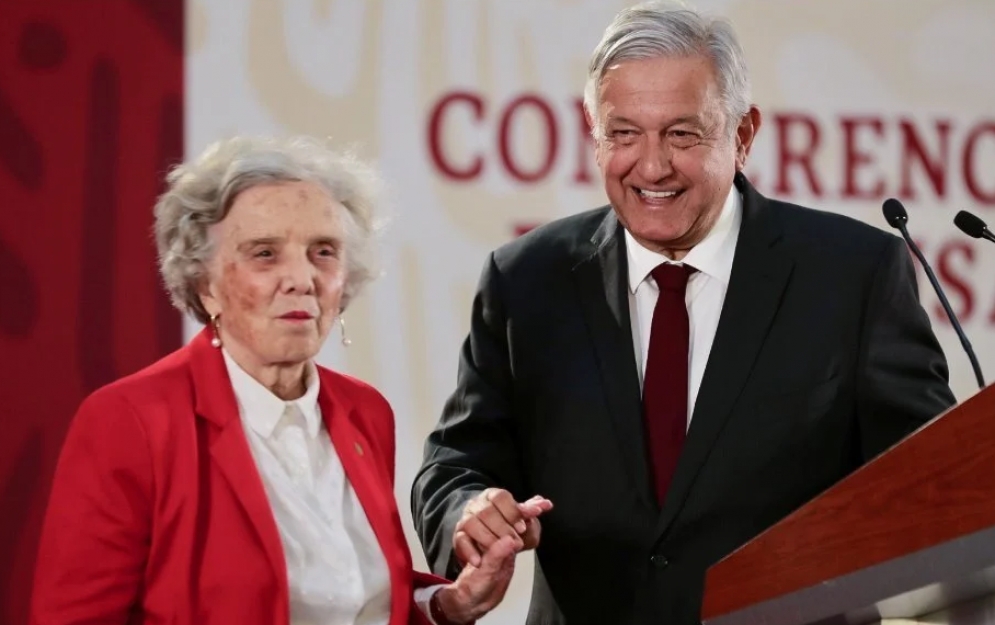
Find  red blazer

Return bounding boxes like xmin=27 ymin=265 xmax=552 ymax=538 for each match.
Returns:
xmin=31 ymin=328 xmax=446 ymax=625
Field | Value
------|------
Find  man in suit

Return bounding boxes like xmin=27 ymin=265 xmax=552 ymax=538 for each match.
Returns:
xmin=411 ymin=3 xmax=957 ymax=624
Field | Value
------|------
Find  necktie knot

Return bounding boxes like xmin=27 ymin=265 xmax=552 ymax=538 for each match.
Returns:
xmin=651 ymin=263 xmax=695 ymax=292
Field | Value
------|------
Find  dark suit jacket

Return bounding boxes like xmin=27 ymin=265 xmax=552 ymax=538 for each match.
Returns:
xmin=32 ymin=328 xmax=443 ymax=625
xmin=411 ymin=174 xmax=956 ymax=625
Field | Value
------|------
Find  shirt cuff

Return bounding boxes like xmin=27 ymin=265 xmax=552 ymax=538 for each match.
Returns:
xmin=414 ymin=584 xmax=448 ymax=625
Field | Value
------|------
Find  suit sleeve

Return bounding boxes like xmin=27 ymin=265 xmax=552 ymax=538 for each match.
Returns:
xmin=31 ymin=390 xmax=153 ymax=625
xmin=411 ymin=252 xmax=525 ymax=579
xmin=856 ymin=236 xmax=957 ymax=460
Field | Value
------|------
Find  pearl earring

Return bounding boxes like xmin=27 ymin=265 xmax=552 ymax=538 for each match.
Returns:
xmin=210 ymin=314 xmax=222 ymax=348
xmin=339 ymin=316 xmax=351 ymax=347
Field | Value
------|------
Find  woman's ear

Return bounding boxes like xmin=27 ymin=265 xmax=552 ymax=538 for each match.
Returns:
xmin=197 ymin=272 xmax=221 ymax=318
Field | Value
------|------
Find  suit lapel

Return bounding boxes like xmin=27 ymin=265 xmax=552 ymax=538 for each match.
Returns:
xmin=319 ymin=383 xmax=396 ymax=559
xmin=188 ymin=329 xmax=289 ymax=595
xmin=655 ymin=174 xmax=794 ymax=538
xmin=317 ymin=376 xmax=409 ymax=623
xmin=572 ymin=211 xmax=656 ymax=511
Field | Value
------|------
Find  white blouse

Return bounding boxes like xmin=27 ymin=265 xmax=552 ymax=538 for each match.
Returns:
xmin=222 ymin=350 xmax=440 ymax=624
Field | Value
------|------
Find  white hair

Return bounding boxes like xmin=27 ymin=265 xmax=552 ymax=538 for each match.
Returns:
xmin=153 ymin=135 xmax=384 ymax=324
xmin=583 ymin=0 xmax=752 ymax=140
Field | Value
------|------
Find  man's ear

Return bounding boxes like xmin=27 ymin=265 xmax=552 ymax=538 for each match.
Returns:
xmin=735 ymin=105 xmax=762 ymax=171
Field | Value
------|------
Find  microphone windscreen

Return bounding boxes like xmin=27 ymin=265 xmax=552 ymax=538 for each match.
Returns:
xmin=882 ymin=198 xmax=908 ymax=229
xmin=954 ymin=210 xmax=988 ymax=238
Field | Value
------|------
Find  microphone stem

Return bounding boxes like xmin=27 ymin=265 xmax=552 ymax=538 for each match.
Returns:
xmin=899 ymin=224 xmax=985 ymax=390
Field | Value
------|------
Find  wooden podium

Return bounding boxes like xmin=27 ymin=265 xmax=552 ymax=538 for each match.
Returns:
xmin=701 ymin=385 xmax=995 ymax=625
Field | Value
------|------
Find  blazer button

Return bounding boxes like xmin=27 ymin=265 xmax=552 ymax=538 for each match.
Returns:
xmin=650 ymin=554 xmax=669 ymax=568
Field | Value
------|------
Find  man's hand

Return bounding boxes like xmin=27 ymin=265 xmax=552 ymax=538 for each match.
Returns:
xmin=453 ymin=489 xmax=553 ymax=568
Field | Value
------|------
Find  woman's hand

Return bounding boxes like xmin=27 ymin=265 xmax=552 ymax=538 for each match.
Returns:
xmin=431 ymin=534 xmax=520 ymax=624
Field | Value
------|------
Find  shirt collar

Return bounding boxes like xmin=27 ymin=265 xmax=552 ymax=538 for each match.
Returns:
xmin=625 ymin=184 xmax=743 ymax=293
xmin=221 ymin=349 xmax=322 ymax=439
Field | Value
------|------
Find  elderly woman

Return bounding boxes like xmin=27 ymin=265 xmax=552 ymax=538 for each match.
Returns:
xmin=31 ymin=136 xmax=544 ymax=625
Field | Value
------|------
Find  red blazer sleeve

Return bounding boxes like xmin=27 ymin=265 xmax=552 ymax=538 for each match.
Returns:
xmin=31 ymin=389 xmax=154 ymax=625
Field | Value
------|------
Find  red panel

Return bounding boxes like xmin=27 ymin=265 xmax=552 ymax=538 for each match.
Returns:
xmin=0 ymin=2 xmax=183 ymax=622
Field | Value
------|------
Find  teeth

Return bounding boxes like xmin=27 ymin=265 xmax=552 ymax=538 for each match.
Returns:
xmin=639 ymin=188 xmax=678 ymax=198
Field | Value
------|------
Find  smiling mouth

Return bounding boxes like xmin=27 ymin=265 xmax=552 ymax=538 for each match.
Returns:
xmin=636 ymin=187 xmax=683 ymax=200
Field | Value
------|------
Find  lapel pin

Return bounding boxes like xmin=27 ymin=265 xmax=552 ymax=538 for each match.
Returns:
xmin=354 ymin=442 xmax=364 ymax=456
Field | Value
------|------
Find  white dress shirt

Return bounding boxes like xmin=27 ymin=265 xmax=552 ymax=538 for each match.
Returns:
xmin=223 ymin=351 xmax=441 ymax=625
xmin=625 ymin=186 xmax=742 ymax=424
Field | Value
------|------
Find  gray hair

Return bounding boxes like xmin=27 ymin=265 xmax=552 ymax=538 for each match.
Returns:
xmin=583 ymin=1 xmax=751 ymax=140
xmin=154 ymin=135 xmax=383 ymax=324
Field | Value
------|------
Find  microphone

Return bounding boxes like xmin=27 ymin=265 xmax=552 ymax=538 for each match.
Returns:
xmin=954 ymin=210 xmax=995 ymax=244
xmin=882 ymin=198 xmax=985 ymax=390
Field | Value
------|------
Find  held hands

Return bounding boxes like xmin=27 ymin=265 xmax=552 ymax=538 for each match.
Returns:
xmin=434 ymin=489 xmax=554 ymax=624
xmin=454 ymin=489 xmax=554 ymax=567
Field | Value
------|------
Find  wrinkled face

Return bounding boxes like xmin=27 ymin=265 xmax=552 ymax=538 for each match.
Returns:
xmin=593 ymin=55 xmax=758 ymax=256
xmin=200 ymin=181 xmax=347 ymax=368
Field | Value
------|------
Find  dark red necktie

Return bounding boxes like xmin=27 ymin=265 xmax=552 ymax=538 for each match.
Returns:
xmin=643 ymin=263 xmax=694 ymax=506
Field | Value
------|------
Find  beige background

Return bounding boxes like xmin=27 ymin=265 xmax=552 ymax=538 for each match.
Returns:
xmin=185 ymin=1 xmax=995 ymax=622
